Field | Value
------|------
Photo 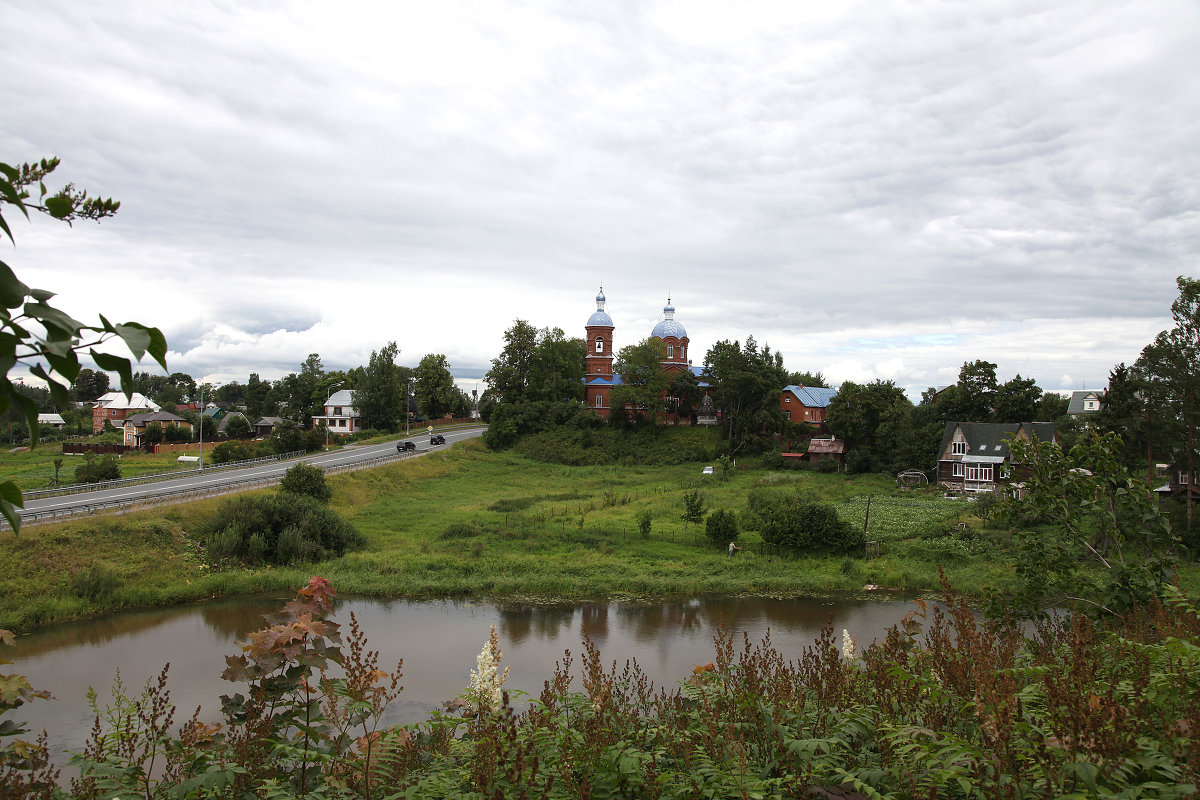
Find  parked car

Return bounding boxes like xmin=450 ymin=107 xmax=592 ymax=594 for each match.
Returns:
xmin=397 ymin=440 xmax=416 ymax=452
xmin=430 ymin=434 xmax=446 ymax=445
xmin=702 ymin=466 xmax=715 ymax=475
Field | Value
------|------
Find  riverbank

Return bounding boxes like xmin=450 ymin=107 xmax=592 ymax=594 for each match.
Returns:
xmin=2 ymin=439 xmax=1196 ymax=631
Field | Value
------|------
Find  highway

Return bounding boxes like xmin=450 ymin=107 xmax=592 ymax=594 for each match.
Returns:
xmin=15 ymin=426 xmax=486 ymax=526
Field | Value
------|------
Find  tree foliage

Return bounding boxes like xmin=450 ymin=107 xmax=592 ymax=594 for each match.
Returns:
xmin=704 ymin=508 xmax=739 ymax=547
xmin=998 ymin=431 xmax=1178 ymax=617
xmin=279 ymin=461 xmax=332 ymax=504
xmin=702 ymin=337 xmax=786 ymax=454
xmin=415 ymin=353 xmax=456 ymax=420
xmin=612 ymin=337 xmax=669 ymax=424
xmin=354 ymin=341 xmax=403 ymax=430
xmin=744 ymin=489 xmax=864 ymax=554
xmin=0 ymin=157 xmax=168 ymax=530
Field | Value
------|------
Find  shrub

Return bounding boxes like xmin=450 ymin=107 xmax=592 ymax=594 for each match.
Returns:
xmin=745 ymin=489 xmax=864 ymax=555
xmin=210 ymin=439 xmax=272 ymax=464
xmin=74 ymin=452 xmax=121 ymax=483
xmin=201 ymin=494 xmax=364 ymax=566
xmin=279 ymin=462 xmax=332 ymax=504
xmin=441 ymin=522 xmax=484 ymax=539
xmin=637 ymin=509 xmax=653 ymax=538
xmin=705 ymin=508 xmax=739 ymax=546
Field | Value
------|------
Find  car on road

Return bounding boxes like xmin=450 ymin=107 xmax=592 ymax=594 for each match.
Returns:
xmin=397 ymin=441 xmax=417 ymax=452
xmin=430 ymin=434 xmax=446 ymax=445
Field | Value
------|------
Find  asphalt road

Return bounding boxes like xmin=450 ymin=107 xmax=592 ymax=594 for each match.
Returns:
xmin=18 ymin=426 xmax=486 ymax=524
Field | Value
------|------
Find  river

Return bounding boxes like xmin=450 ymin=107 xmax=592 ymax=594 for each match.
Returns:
xmin=6 ymin=592 xmax=924 ymax=761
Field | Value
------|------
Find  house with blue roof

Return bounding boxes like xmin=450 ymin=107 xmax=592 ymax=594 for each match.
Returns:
xmin=780 ymin=385 xmax=837 ymax=426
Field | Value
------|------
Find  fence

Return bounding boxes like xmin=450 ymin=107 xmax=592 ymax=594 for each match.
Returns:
xmin=62 ymin=442 xmax=137 ymax=456
xmin=20 ymin=450 xmax=307 ymax=501
xmin=7 ymin=448 xmax=421 ymax=530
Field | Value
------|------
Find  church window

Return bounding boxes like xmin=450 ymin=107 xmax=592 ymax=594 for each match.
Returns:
xmin=667 ymin=344 xmax=674 ymax=358
xmin=595 ymin=394 xmax=603 ymax=408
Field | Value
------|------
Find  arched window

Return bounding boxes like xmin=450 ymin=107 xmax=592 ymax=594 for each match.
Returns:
xmin=595 ymin=337 xmax=603 ymax=353
xmin=667 ymin=344 xmax=674 ymax=358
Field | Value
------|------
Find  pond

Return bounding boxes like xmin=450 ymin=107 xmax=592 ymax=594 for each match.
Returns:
xmin=6 ymin=591 xmax=926 ymax=761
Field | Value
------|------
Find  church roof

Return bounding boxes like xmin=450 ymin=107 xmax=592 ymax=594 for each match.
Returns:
xmin=651 ymin=298 xmax=687 ymax=340
xmin=587 ymin=286 xmax=613 ymax=327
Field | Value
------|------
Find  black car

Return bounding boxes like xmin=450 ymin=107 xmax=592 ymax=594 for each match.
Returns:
xmin=430 ymin=434 xmax=446 ymax=445
xmin=396 ymin=440 xmax=416 ymax=452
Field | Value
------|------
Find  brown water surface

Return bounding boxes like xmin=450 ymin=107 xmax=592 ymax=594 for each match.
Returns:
xmin=8 ymin=592 xmax=923 ymax=760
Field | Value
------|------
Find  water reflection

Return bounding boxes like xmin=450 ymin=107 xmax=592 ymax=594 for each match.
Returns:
xmin=9 ymin=592 xmax=922 ymax=764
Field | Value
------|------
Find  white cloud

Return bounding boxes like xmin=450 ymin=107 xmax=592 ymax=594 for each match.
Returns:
xmin=2 ymin=0 xmax=1197 ymax=399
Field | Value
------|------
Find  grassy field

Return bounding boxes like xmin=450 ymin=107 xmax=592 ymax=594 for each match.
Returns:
xmin=0 ymin=444 xmax=210 ymax=490
xmin=1 ymin=438 xmax=1195 ymax=631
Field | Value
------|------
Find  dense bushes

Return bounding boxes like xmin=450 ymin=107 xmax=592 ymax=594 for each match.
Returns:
xmin=704 ymin=508 xmax=739 ymax=546
xmin=210 ymin=439 xmax=272 ymax=464
xmin=201 ymin=493 xmax=364 ymax=565
xmin=73 ymin=452 xmax=121 ymax=483
xmin=279 ymin=462 xmax=331 ymax=504
xmin=745 ymin=488 xmax=864 ymax=554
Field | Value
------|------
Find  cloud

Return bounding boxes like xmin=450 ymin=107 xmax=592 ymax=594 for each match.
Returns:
xmin=1 ymin=0 xmax=1197 ymax=398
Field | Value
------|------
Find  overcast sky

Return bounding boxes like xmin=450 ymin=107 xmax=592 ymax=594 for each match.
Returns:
xmin=3 ymin=0 xmax=1198 ymax=399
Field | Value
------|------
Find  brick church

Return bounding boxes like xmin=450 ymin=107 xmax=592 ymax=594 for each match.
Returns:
xmin=583 ymin=287 xmax=709 ymax=420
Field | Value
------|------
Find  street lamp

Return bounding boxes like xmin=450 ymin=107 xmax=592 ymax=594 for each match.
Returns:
xmin=197 ymin=386 xmax=205 ymax=471
xmin=406 ymin=378 xmax=413 ymax=436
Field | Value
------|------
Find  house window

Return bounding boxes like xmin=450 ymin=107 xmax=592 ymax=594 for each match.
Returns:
xmin=784 ymin=410 xmax=791 ymax=420
xmin=334 ymin=406 xmax=342 ymax=415
xmin=595 ymin=338 xmax=603 ymax=353
xmin=952 ymin=463 xmax=964 ymax=477
xmin=951 ymin=441 xmax=967 ymax=455
xmin=784 ymin=396 xmax=790 ymax=403
xmin=966 ymin=465 xmax=993 ymax=482
xmin=1179 ymin=471 xmax=1190 ymax=485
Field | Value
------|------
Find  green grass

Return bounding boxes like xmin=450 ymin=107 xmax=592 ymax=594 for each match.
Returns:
xmin=1 ymin=438 xmax=1196 ymax=631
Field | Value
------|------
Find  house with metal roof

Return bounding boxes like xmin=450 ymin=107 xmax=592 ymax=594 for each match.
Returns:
xmin=937 ymin=421 xmax=1058 ymax=493
xmin=91 ymin=391 xmax=160 ymax=433
xmin=311 ymin=389 xmax=364 ymax=435
xmin=780 ymin=385 xmax=838 ymax=426
xmin=1067 ymin=390 xmax=1104 ymax=418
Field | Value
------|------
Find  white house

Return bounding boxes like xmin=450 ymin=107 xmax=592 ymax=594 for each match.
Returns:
xmin=311 ymin=389 xmax=364 ymax=435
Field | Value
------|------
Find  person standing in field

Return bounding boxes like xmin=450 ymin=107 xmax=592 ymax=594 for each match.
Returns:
xmin=728 ymin=542 xmax=740 ymax=557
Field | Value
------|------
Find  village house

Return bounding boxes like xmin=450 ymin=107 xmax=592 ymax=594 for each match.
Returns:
xmin=121 ymin=411 xmax=192 ymax=446
xmin=936 ymin=421 xmax=1058 ymax=494
xmin=780 ymin=385 xmax=837 ymax=426
xmin=92 ymin=391 xmax=160 ymax=433
xmin=1067 ymin=390 xmax=1104 ymax=419
xmin=311 ymin=389 xmax=365 ymax=435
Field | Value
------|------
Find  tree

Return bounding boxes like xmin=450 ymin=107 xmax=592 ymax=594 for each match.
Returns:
xmin=666 ymin=370 xmax=702 ymax=423
xmin=353 ymin=342 xmax=403 ymax=430
xmin=1 ymin=157 xmax=167 ymax=530
xmin=1035 ymin=391 xmax=1069 ymax=422
xmin=71 ymin=368 xmax=110 ymax=402
xmin=223 ymin=414 xmax=252 ymax=440
xmin=143 ymin=421 xmax=163 ymax=446
xmin=415 ymin=353 xmax=456 ymax=420
xmin=485 ymin=320 xmax=539 ymax=403
xmin=999 ymin=431 xmax=1177 ymax=617
xmin=744 ymin=490 xmax=863 ymax=554
xmin=993 ymin=374 xmax=1042 ymax=423
xmin=612 ymin=338 xmax=669 ymax=424
xmin=703 ymin=337 xmax=787 ymax=454
xmin=244 ymin=373 xmax=273 ymax=419
xmin=681 ymin=490 xmax=706 ymax=533
xmin=825 ymin=380 xmax=909 ymax=472
xmin=1093 ymin=363 xmax=1150 ymax=471
xmin=786 ymin=370 xmax=827 ymax=388
xmin=705 ymin=508 xmax=739 ymax=547
xmin=526 ymin=327 xmax=585 ymax=404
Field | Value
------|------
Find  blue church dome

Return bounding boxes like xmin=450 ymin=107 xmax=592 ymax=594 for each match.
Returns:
xmin=651 ymin=298 xmax=686 ymax=340
xmin=587 ymin=286 xmax=613 ymax=327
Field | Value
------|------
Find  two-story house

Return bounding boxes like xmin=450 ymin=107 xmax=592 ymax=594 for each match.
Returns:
xmin=780 ymin=385 xmax=838 ymax=426
xmin=122 ymin=411 xmax=192 ymax=446
xmin=92 ymin=391 xmax=160 ymax=433
xmin=1067 ymin=390 xmax=1104 ymax=419
xmin=936 ymin=421 xmax=1058 ymax=493
xmin=311 ymin=389 xmax=364 ymax=435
